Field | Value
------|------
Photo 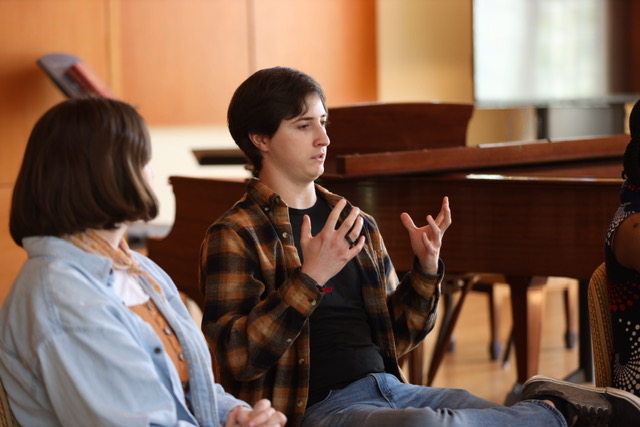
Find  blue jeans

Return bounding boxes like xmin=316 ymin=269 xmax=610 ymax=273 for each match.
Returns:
xmin=302 ymin=373 xmax=567 ymax=427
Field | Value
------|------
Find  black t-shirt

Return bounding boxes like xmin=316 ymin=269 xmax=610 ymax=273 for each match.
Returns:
xmin=288 ymin=196 xmax=385 ymax=408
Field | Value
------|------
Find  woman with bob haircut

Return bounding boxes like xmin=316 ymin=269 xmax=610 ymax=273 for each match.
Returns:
xmin=0 ymin=97 xmax=286 ymax=427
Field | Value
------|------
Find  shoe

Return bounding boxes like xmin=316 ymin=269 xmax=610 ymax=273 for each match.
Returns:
xmin=604 ymin=387 xmax=640 ymax=427
xmin=522 ymin=375 xmax=640 ymax=427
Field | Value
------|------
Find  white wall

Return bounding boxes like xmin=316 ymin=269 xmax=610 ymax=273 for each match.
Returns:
xmin=145 ymin=126 xmax=251 ymax=231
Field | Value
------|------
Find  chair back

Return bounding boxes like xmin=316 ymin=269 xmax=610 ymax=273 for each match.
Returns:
xmin=587 ymin=262 xmax=614 ymax=387
xmin=0 ymin=377 xmax=19 ymax=427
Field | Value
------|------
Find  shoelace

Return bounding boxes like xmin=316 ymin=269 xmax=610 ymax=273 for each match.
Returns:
xmin=570 ymin=404 xmax=609 ymax=427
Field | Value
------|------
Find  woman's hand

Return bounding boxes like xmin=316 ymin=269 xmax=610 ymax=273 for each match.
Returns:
xmin=226 ymin=399 xmax=287 ymax=427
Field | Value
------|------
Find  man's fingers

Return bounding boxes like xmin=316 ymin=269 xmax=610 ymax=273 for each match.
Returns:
xmin=434 ymin=196 xmax=452 ymax=229
xmin=350 ymin=235 xmax=366 ymax=252
xmin=300 ymin=215 xmax=312 ymax=242
xmin=339 ymin=204 xmax=361 ymax=234
xmin=400 ymin=212 xmax=417 ymax=231
xmin=325 ymin=198 xmax=347 ymax=230
xmin=344 ymin=215 xmax=363 ymax=243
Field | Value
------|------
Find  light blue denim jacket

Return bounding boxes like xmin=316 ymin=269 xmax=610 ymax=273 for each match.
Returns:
xmin=0 ymin=236 xmax=248 ymax=426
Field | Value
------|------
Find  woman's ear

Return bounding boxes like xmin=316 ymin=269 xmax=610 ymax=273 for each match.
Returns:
xmin=249 ymin=134 xmax=269 ymax=152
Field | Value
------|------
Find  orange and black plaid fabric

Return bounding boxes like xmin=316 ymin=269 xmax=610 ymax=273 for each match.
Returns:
xmin=200 ymin=178 xmax=442 ymax=426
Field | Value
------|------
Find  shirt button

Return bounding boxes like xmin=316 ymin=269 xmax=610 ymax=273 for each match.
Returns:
xmin=282 ymin=232 xmax=289 ymax=239
xmin=178 ymin=353 xmax=185 ymax=361
xmin=310 ymin=300 xmax=317 ymax=306
xmin=286 ymin=338 xmax=292 ymax=343
xmin=154 ymin=347 xmax=162 ymax=354
xmin=163 ymin=327 xmax=172 ymax=335
xmin=297 ymin=401 xmax=304 ymax=407
xmin=298 ymin=358 xmax=304 ymax=364
xmin=146 ymin=302 xmax=154 ymax=310
xmin=264 ymin=207 xmax=270 ymax=212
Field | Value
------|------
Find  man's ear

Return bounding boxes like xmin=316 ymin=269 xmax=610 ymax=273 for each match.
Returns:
xmin=249 ymin=134 xmax=269 ymax=152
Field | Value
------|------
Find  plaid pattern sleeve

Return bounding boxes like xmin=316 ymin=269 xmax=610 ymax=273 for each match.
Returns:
xmin=386 ymin=256 xmax=442 ymax=358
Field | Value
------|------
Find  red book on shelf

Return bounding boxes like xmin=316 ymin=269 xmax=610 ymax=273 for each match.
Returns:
xmin=65 ymin=61 xmax=117 ymax=99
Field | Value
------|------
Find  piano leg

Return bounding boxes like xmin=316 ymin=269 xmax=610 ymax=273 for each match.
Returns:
xmin=504 ymin=276 xmax=594 ymax=406
xmin=504 ymin=275 xmax=545 ymax=405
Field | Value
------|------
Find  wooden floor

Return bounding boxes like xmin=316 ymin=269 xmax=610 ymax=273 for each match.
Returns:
xmin=406 ymin=281 xmax=584 ymax=405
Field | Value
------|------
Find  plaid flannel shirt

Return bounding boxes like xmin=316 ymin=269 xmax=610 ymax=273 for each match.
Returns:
xmin=200 ymin=178 xmax=443 ymax=426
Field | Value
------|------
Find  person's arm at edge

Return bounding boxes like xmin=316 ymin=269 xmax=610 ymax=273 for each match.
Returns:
xmin=613 ymin=212 xmax=640 ymax=272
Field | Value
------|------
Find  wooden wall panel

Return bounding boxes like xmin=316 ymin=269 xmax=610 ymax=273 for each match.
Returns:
xmin=115 ymin=0 xmax=251 ymax=125
xmin=0 ymin=0 xmax=111 ymax=185
xmin=0 ymin=0 xmax=111 ymax=300
xmin=252 ymin=0 xmax=377 ymax=106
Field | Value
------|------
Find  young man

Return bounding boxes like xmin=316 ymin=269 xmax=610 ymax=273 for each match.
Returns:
xmin=200 ymin=66 xmax=640 ymax=427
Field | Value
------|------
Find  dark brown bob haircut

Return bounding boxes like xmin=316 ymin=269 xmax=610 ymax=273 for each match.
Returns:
xmin=10 ymin=97 xmax=158 ymax=246
xmin=227 ymin=66 xmax=326 ymax=176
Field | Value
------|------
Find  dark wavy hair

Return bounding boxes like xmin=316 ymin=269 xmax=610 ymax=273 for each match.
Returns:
xmin=227 ymin=66 xmax=326 ymax=176
xmin=623 ymin=99 xmax=640 ymax=185
xmin=10 ymin=97 xmax=158 ymax=246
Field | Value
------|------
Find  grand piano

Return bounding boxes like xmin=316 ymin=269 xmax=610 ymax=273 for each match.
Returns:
xmin=147 ymin=102 xmax=628 ymax=401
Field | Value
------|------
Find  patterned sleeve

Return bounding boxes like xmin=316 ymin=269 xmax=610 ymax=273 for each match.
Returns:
xmin=389 ymin=258 xmax=442 ymax=357
xmin=368 ymin=214 xmax=442 ymax=357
